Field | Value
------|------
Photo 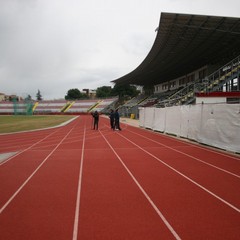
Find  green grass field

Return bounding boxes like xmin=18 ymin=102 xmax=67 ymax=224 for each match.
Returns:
xmin=0 ymin=115 xmax=75 ymax=133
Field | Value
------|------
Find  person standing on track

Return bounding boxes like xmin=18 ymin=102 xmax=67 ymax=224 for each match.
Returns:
xmin=114 ymin=109 xmax=121 ymax=131
xmin=109 ymin=109 xmax=115 ymax=130
xmin=92 ymin=111 xmax=99 ymax=130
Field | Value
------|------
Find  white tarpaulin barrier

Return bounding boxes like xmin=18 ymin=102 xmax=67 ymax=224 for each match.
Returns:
xmin=153 ymin=107 xmax=166 ymax=132
xmin=139 ymin=104 xmax=240 ymax=153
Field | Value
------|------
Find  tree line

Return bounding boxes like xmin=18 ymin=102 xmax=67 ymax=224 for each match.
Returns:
xmin=65 ymin=83 xmax=140 ymax=100
xmin=10 ymin=83 xmax=140 ymax=102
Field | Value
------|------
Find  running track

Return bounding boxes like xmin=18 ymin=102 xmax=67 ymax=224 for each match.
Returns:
xmin=0 ymin=115 xmax=239 ymax=240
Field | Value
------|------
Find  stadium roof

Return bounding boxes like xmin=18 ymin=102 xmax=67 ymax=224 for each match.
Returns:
xmin=112 ymin=12 xmax=240 ymax=86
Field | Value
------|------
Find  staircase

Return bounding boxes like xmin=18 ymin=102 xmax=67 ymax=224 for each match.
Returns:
xmin=32 ymin=101 xmax=39 ymax=112
xmin=61 ymin=101 xmax=74 ymax=113
xmin=64 ymin=101 xmax=75 ymax=112
xmin=87 ymin=100 xmax=102 ymax=112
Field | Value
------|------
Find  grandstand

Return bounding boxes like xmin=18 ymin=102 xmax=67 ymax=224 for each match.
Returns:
xmin=113 ymin=12 xmax=240 ymax=112
xmin=111 ymin=12 xmax=240 ymax=153
xmin=34 ymin=100 xmax=67 ymax=114
xmin=0 ymin=100 xmax=33 ymax=115
xmin=0 ymin=102 xmax=13 ymax=114
xmin=0 ymin=97 xmax=118 ymax=115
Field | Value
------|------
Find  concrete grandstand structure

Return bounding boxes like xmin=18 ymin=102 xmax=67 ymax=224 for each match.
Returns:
xmin=113 ymin=12 xmax=240 ymax=115
xmin=0 ymin=97 xmax=118 ymax=115
xmin=112 ymin=12 xmax=240 ymax=153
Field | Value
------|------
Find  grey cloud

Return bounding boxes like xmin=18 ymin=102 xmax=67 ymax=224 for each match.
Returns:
xmin=0 ymin=0 xmax=239 ymax=100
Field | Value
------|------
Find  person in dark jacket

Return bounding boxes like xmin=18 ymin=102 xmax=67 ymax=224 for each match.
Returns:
xmin=92 ymin=111 xmax=99 ymax=130
xmin=109 ymin=109 xmax=115 ymax=130
xmin=114 ymin=109 xmax=121 ymax=130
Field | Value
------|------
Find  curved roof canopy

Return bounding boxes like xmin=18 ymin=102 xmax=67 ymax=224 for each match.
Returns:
xmin=112 ymin=12 xmax=240 ymax=86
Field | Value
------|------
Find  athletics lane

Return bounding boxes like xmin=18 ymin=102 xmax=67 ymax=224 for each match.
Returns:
xmin=0 ymin=118 xmax=84 ymax=240
xmin=101 ymin=127 xmax=240 ymax=239
xmin=77 ymin=127 xmax=178 ymax=239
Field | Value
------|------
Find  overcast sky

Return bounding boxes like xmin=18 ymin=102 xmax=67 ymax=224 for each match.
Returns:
xmin=0 ymin=0 xmax=239 ymax=100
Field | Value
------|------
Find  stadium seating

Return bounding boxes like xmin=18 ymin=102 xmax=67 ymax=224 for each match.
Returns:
xmin=0 ymin=97 xmax=118 ymax=115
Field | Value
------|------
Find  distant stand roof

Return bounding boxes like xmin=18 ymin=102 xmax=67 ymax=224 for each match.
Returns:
xmin=112 ymin=12 xmax=240 ymax=86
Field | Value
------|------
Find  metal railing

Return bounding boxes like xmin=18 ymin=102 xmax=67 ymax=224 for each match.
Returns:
xmin=157 ymin=55 xmax=240 ymax=107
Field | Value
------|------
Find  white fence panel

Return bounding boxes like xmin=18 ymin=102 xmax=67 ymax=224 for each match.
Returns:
xmin=197 ymin=104 xmax=240 ymax=152
xmin=165 ymin=106 xmax=182 ymax=136
xmin=153 ymin=108 xmax=166 ymax=132
xmin=143 ymin=107 xmax=155 ymax=129
xmin=140 ymin=104 xmax=240 ymax=153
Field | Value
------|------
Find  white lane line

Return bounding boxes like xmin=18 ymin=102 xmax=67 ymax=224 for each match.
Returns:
xmin=72 ymin=126 xmax=86 ymax=240
xmin=99 ymin=130 xmax=181 ymax=240
xmin=0 ymin=129 xmax=59 ymax=166
xmin=0 ymin=127 xmax=75 ymax=214
xmin=118 ymin=133 xmax=240 ymax=213
xmin=127 ymin=129 xmax=240 ymax=179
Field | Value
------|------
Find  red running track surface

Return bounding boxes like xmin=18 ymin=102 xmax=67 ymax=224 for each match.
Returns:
xmin=0 ymin=115 xmax=239 ymax=240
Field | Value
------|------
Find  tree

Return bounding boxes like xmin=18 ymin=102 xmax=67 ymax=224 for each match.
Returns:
xmin=65 ymin=88 xmax=87 ymax=100
xmin=36 ymin=89 xmax=43 ymax=101
xmin=96 ymin=86 xmax=112 ymax=98
xmin=25 ymin=94 xmax=32 ymax=101
xmin=111 ymin=83 xmax=139 ymax=99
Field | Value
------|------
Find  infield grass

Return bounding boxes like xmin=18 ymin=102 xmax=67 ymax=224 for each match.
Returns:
xmin=0 ymin=115 xmax=75 ymax=133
